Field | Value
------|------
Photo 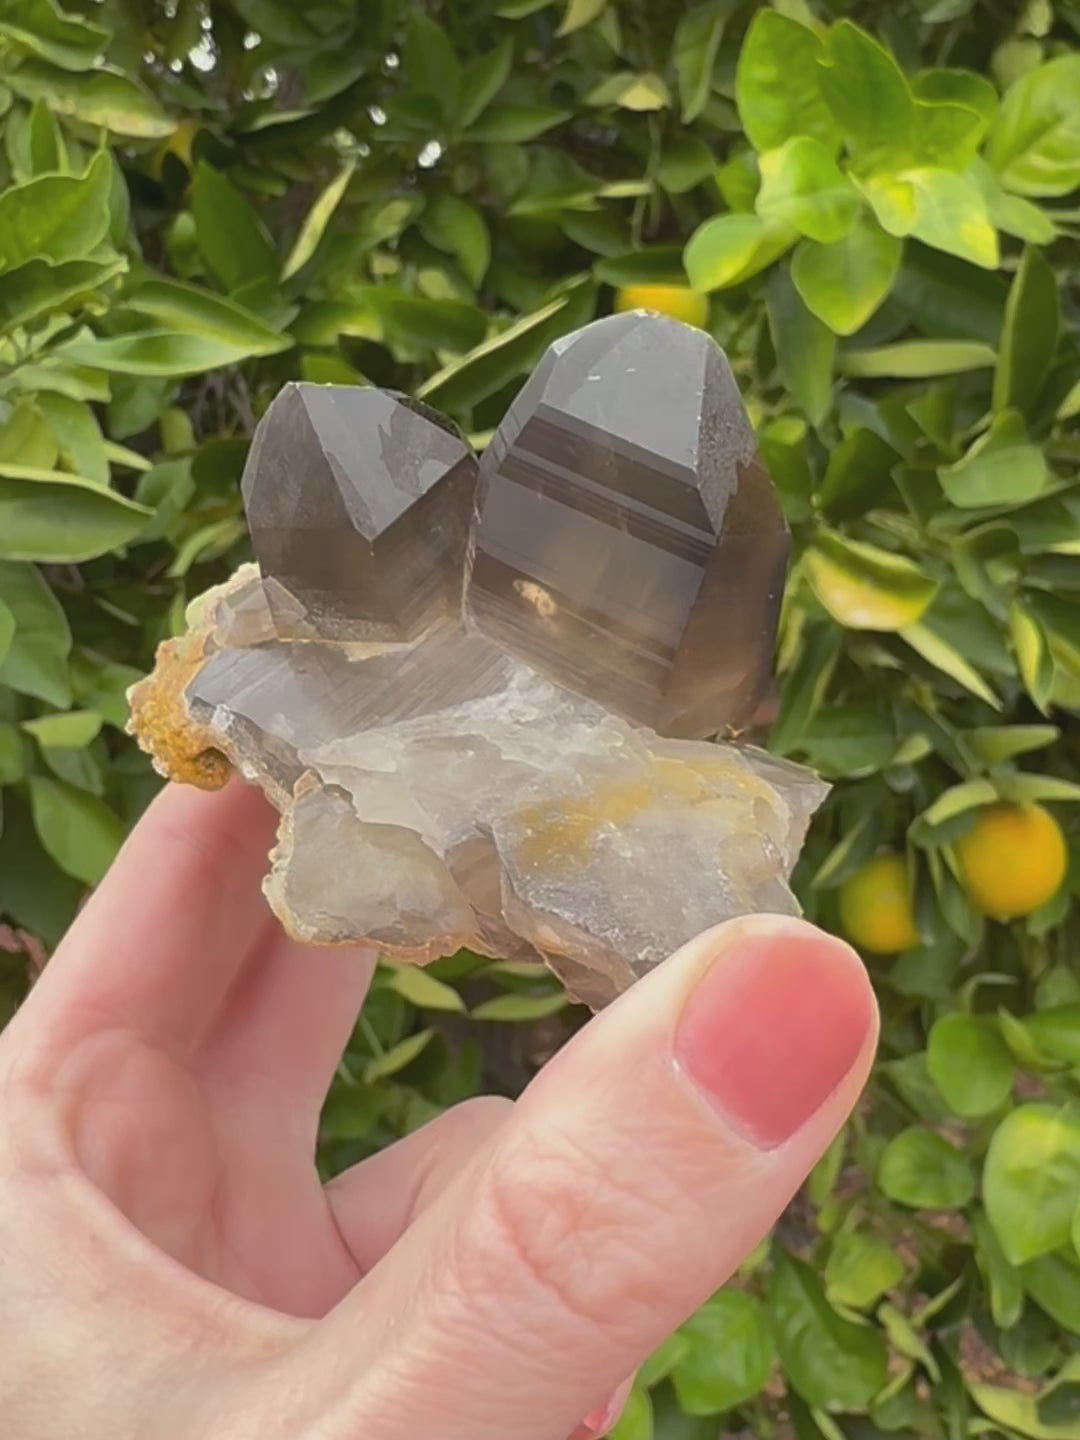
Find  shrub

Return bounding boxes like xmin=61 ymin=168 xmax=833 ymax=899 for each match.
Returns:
xmin=1 ymin=2 xmax=1079 ymax=1437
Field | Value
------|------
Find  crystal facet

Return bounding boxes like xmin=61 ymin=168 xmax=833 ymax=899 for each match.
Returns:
xmin=129 ymin=315 xmax=821 ymax=1009
xmin=465 ymin=311 xmax=789 ymax=737
xmin=243 ymin=383 xmax=477 ymax=642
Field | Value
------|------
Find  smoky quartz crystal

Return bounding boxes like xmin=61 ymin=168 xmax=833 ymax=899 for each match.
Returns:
xmin=130 ymin=313 xmax=823 ymax=1008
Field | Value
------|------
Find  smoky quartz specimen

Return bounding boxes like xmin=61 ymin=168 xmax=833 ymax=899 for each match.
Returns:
xmin=466 ymin=312 xmax=789 ymax=738
xmin=243 ymin=383 xmax=477 ymax=643
xmin=130 ymin=313 xmax=823 ymax=1009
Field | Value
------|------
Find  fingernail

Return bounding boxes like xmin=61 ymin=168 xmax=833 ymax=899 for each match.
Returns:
xmin=674 ymin=922 xmax=875 ymax=1149
xmin=569 ymin=1377 xmax=634 ymax=1438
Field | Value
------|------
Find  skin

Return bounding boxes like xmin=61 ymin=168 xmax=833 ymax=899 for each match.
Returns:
xmin=0 ymin=778 xmax=877 ymax=1440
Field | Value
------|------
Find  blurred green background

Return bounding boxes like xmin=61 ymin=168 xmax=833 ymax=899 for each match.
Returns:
xmin=2 ymin=1 xmax=1080 ymax=1436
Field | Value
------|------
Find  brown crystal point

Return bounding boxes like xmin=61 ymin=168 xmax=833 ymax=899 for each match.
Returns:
xmin=464 ymin=312 xmax=789 ymax=738
xmin=242 ymin=383 xmax=477 ymax=643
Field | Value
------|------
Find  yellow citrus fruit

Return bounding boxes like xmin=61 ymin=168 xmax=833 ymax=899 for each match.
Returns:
xmin=614 ymin=283 xmax=709 ymax=328
xmin=955 ymin=802 xmax=1067 ymax=920
xmin=838 ymin=853 xmax=920 ymax=954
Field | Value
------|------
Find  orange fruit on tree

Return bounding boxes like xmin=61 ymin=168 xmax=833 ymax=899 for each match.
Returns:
xmin=955 ymin=801 xmax=1068 ymax=919
xmin=614 ymin=283 xmax=709 ymax=328
xmin=838 ymin=852 xmax=920 ymax=954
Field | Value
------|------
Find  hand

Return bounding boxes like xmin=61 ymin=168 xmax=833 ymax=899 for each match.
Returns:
xmin=0 ymin=778 xmax=877 ymax=1440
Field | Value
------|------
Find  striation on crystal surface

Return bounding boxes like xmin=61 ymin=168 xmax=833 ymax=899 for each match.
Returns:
xmin=243 ymin=383 xmax=477 ymax=643
xmin=129 ymin=314 xmax=823 ymax=1009
xmin=464 ymin=311 xmax=790 ymax=739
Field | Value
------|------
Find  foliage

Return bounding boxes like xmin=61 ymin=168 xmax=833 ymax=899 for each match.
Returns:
xmin=1 ymin=1 xmax=1080 ymax=1436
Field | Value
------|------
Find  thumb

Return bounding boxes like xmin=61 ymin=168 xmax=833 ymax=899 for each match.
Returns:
xmin=305 ymin=915 xmax=878 ymax=1440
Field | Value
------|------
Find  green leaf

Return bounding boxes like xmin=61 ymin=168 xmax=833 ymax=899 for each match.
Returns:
xmin=1012 ymin=604 xmax=1056 ymax=712
xmin=282 ymin=160 xmax=356 ymax=281
xmin=403 ymin=13 xmax=461 ymax=120
xmin=917 ymin=777 xmax=998 ymax=830
xmin=994 ymin=247 xmax=1060 ymax=417
xmin=466 ymin=104 xmax=570 ymax=142
xmin=825 ymin=1229 xmax=905 ymax=1311
xmin=59 ymin=328 xmax=280 ymax=376
xmin=974 ymin=1211 xmax=1025 ymax=1329
xmin=968 ymin=155 xmax=1057 ymax=243
xmin=766 ymin=267 xmax=834 ymax=426
xmin=0 ymin=254 xmax=126 ymax=334
xmin=0 ymin=560 xmax=70 ymax=705
xmin=984 ymin=1105 xmax=1080 ymax=1265
xmin=928 ymin=1015 xmax=1015 ymax=1117
xmin=9 ymin=60 xmax=173 ymax=138
xmin=735 ymin=10 xmax=841 ymax=153
xmin=672 ymin=1291 xmax=774 ymax=1415
xmin=684 ymin=213 xmax=793 ymax=292
xmin=36 ymin=392 xmax=107 ymax=486
xmin=380 ymin=964 xmax=466 ymax=1013
xmin=471 ymin=992 xmax=569 ymax=1021
xmin=966 ymin=725 xmax=1059 ymax=766
xmin=0 ymin=467 xmax=149 ymax=562
xmin=1024 ymin=1006 xmax=1080 ymax=1066
xmin=907 ymin=167 xmax=999 ymax=268
xmin=912 ymin=98 xmax=987 ymax=169
xmin=363 ymin=1028 xmax=436 ymax=1082
xmin=27 ymin=96 xmax=64 ymax=173
xmin=900 ymin=621 xmax=1000 ymax=706
xmin=28 ymin=772 xmax=123 ymax=885
xmin=877 ymin=1125 xmax=975 ymax=1208
xmin=418 ymin=292 xmax=575 ymax=411
xmin=0 ymin=151 xmax=111 ymax=272
xmin=913 ymin=68 xmax=998 ymax=128
xmin=191 ymin=163 xmax=279 ymax=294
xmin=805 ymin=531 xmax=937 ymax=631
xmin=674 ymin=1 xmax=729 ymax=124
xmin=818 ymin=21 xmax=915 ymax=167
xmin=609 ymin=1387 xmax=652 ymax=1440
xmin=771 ymin=623 xmax=840 ymax=754
xmin=988 ymin=53 xmax=1080 ymax=197
xmin=0 ymin=597 xmax=14 ymax=667
xmin=458 ymin=41 xmax=513 ymax=127
xmin=940 ymin=410 xmax=1049 ymax=508
xmin=757 ymin=137 xmax=859 ymax=244
xmin=420 ymin=194 xmax=491 ymax=289
xmin=971 ymin=1362 xmax=1080 ymax=1440
xmin=0 ymin=0 xmax=109 ymax=71
xmin=125 ymin=278 xmax=291 ymax=357
xmin=358 ymin=288 xmax=486 ymax=354
xmin=656 ymin=135 xmax=716 ymax=196
xmin=790 ymin=217 xmax=901 ymax=335
xmin=587 ymin=72 xmax=670 ymax=111
xmin=22 ymin=710 xmax=102 ymax=748
xmin=838 ymin=340 xmax=997 ymax=378
xmin=556 ymin=0 xmax=607 ymax=35
xmin=818 ymin=427 xmax=899 ymax=520
xmin=769 ymin=1248 xmax=888 ymax=1410
xmin=1023 ymin=1254 xmax=1080 ymax=1334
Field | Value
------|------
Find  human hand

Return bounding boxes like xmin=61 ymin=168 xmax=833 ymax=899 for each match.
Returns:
xmin=0 ymin=778 xmax=877 ymax=1440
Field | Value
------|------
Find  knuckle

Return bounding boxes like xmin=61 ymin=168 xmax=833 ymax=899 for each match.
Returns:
xmin=463 ymin=1121 xmax=677 ymax=1344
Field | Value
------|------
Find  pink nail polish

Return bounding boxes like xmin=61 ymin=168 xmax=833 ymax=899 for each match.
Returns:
xmin=674 ymin=925 xmax=875 ymax=1149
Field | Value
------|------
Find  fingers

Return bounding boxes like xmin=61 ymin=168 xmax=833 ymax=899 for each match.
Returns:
xmin=199 ymin=928 xmax=376 ymax=1130
xmin=19 ymin=778 xmax=278 ymax=1058
xmin=325 ymin=1095 xmax=513 ymax=1272
xmin=308 ymin=916 xmax=877 ymax=1440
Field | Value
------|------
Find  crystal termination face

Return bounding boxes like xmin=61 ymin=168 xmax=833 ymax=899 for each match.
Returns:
xmin=130 ymin=314 xmax=821 ymax=1009
xmin=465 ymin=312 xmax=789 ymax=738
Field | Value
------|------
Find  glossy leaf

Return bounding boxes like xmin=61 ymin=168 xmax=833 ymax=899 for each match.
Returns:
xmin=768 ymin=1248 xmax=888 ymax=1410
xmin=989 ymin=54 xmax=1080 ymax=196
xmin=684 ymin=213 xmax=793 ymax=291
xmin=791 ymin=218 xmax=901 ymax=335
xmin=940 ymin=410 xmax=1048 ymax=508
xmin=28 ymin=772 xmax=124 ymax=885
xmin=818 ymin=21 xmax=915 ymax=167
xmin=8 ymin=59 xmax=173 ymax=137
xmin=0 ymin=150 xmax=110 ymax=272
xmin=805 ymin=531 xmax=937 ymax=631
xmin=672 ymin=1291 xmax=773 ymax=1415
xmin=878 ymin=1125 xmax=975 ymax=1209
xmin=735 ymin=11 xmax=841 ymax=153
xmin=756 ymin=137 xmax=858 ymax=244
xmin=928 ymin=1015 xmax=1015 ymax=1117
xmin=994 ymin=246 xmax=1060 ymax=416
xmin=984 ymin=1105 xmax=1080 ymax=1265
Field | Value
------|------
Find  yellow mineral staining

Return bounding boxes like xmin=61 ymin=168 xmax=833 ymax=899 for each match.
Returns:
xmin=126 ymin=629 xmax=231 ymax=790
xmin=514 ymin=753 xmax=774 ymax=870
